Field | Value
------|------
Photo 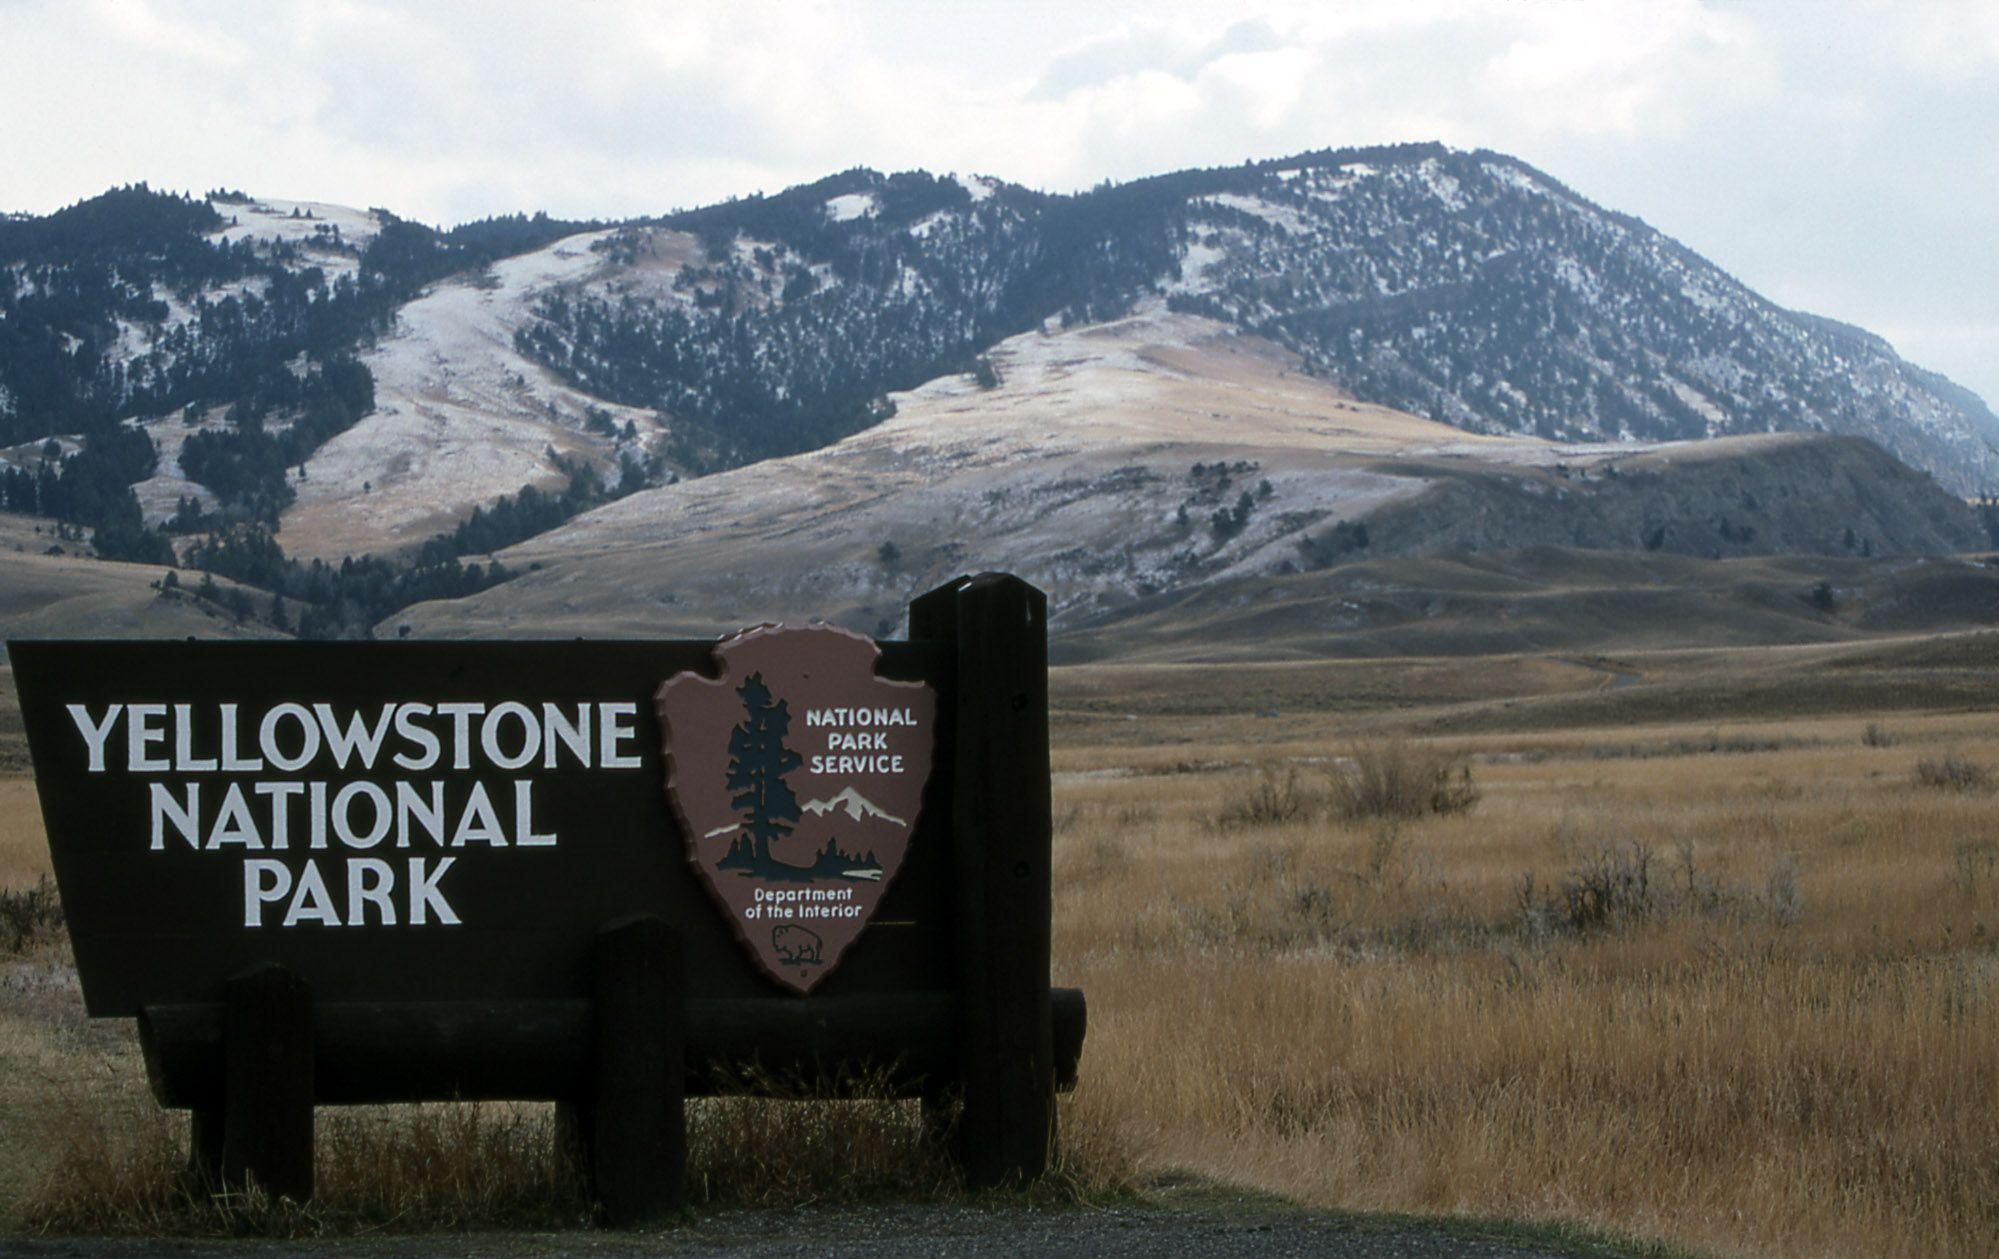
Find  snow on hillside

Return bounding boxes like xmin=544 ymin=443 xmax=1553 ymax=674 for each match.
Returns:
xmin=392 ymin=303 xmax=1637 ymax=638
xmin=1167 ymin=150 xmax=1999 ymax=492
xmin=279 ymin=228 xmax=666 ymax=561
xmin=206 ymin=197 xmax=380 ymax=278
xmin=825 ymin=193 xmax=877 ymax=222
xmin=208 ymin=197 xmax=382 ymax=249
xmin=130 ymin=404 xmax=225 ymax=522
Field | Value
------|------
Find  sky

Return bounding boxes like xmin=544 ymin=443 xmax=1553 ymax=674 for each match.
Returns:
xmin=3 ymin=0 xmax=1995 ymax=406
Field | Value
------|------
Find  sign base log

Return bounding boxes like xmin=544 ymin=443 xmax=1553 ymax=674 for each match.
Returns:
xmin=910 ymin=574 xmax=1057 ymax=1188
xmin=586 ymin=914 xmax=686 ymax=1226
xmin=140 ymin=989 xmax=1085 ymax=1106
xmin=220 ymin=962 xmax=314 ymax=1202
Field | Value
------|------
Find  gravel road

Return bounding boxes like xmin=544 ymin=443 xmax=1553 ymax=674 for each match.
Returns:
xmin=4 ymin=1189 xmax=1662 ymax=1259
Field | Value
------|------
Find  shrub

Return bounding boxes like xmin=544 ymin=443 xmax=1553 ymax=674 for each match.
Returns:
xmin=1953 ymin=839 xmax=1997 ymax=898
xmin=1330 ymin=740 xmax=1479 ymax=821
xmin=1214 ymin=766 xmax=1316 ymax=830
xmin=1862 ymin=722 xmax=1896 ymax=748
xmin=1915 ymin=753 xmax=1992 ymax=792
xmin=1558 ymin=842 xmax=1658 ymax=933
xmin=1519 ymin=841 xmax=1804 ymax=939
xmin=1 ymin=875 xmax=65 ymax=953
xmin=1760 ymin=853 xmax=1803 ymax=926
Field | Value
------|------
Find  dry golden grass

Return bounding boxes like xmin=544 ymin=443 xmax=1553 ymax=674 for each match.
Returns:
xmin=0 ymin=779 xmax=50 ymax=889
xmin=1050 ymin=708 xmax=1999 ymax=1258
xmin=14 ymin=1090 xmax=1124 ymax=1236
xmin=5 ymin=640 xmax=1999 ymax=1252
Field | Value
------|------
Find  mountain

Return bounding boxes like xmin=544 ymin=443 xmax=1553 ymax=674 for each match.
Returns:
xmin=511 ymin=146 xmax=1999 ymax=493
xmin=387 ymin=304 xmax=1985 ymax=643
xmin=0 ymin=149 xmax=1994 ymax=651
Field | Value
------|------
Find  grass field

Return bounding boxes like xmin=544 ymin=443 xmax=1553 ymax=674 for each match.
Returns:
xmin=4 ymin=634 xmax=1998 ymax=1254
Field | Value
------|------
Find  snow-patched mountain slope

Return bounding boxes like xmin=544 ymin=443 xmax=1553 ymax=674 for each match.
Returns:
xmin=206 ymin=196 xmax=383 ymax=266
xmin=1170 ymin=151 xmax=1999 ymax=492
xmin=511 ymin=146 xmax=1999 ymax=496
xmin=389 ymin=304 xmax=1979 ymax=641
xmin=278 ymin=229 xmax=669 ymax=561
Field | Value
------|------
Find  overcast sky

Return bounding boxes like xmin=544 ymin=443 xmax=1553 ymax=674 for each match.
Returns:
xmin=4 ymin=0 xmax=1995 ymax=406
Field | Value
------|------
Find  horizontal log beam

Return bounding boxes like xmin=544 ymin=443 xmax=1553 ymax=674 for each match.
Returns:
xmin=140 ymin=988 xmax=1085 ymax=1108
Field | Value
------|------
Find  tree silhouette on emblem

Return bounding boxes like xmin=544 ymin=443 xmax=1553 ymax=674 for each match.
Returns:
xmin=722 ymin=671 xmax=802 ymax=874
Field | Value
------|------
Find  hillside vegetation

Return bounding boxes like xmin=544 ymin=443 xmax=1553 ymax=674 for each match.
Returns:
xmin=3 ymin=148 xmax=1997 ymax=645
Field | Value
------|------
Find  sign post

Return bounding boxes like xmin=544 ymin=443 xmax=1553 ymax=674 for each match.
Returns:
xmin=10 ymin=574 xmax=1082 ymax=1215
xmin=911 ymin=573 xmax=1056 ymax=1185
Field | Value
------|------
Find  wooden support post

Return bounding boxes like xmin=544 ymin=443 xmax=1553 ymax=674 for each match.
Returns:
xmin=917 ymin=1081 xmax=958 ymax=1153
xmin=187 ymin=1103 xmax=224 ymax=1190
xmin=588 ymin=914 xmax=685 ymax=1226
xmin=553 ymin=1099 xmax=593 ymax=1186
xmin=220 ymin=961 xmax=314 ymax=1202
xmin=910 ymin=574 xmax=1056 ymax=1187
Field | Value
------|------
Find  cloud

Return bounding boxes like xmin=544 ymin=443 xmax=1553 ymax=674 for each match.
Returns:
xmin=1027 ymin=18 xmax=1286 ymax=100
xmin=0 ymin=0 xmax=1823 ymax=216
xmin=1477 ymin=0 xmax=1773 ymax=138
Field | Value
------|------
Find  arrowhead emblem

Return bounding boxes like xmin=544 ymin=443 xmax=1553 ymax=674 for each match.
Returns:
xmin=656 ymin=624 xmax=936 ymax=993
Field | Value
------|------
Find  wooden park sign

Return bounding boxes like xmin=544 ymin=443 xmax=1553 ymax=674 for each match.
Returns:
xmin=11 ymin=573 xmax=1083 ymax=1222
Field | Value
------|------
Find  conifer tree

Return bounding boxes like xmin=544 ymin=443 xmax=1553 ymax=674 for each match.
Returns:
xmin=725 ymin=671 xmax=803 ymax=871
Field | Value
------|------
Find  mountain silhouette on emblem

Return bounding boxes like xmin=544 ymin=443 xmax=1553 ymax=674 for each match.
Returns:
xmin=800 ymin=786 xmax=908 ymax=828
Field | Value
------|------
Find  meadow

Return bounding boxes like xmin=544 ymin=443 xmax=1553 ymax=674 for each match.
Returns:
xmin=3 ymin=630 xmax=1998 ymax=1256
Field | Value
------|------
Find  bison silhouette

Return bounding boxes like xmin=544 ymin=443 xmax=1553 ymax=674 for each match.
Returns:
xmin=771 ymin=924 xmax=823 ymax=967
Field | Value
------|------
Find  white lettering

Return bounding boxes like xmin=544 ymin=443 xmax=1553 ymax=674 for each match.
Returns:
xmin=601 ymin=702 xmax=642 ymax=769
xmin=347 ymin=858 xmax=396 ymax=926
xmin=220 ymin=703 xmax=262 ymax=772
xmin=260 ymin=703 xmax=321 ymax=773
xmin=128 ymin=703 xmax=169 ymax=772
xmin=332 ymin=781 xmax=391 ymax=849
xmin=254 ymin=781 xmax=303 ymax=850
xmin=807 ymin=753 xmax=905 ymax=774
xmin=309 ymin=780 xmax=328 ymax=849
xmin=315 ymin=703 xmax=393 ymax=770
xmin=283 ymin=861 xmax=341 ymax=927
xmin=513 ymin=780 xmax=555 ymax=846
xmin=392 ymin=703 xmax=440 ymax=771
xmin=436 ymin=703 xmax=483 ymax=770
xmin=451 ymin=782 xmax=506 ymax=846
xmin=542 ymin=703 xmax=589 ymax=768
xmin=244 ymin=859 xmax=291 ymax=927
xmin=395 ymin=780 xmax=447 ymax=848
xmin=409 ymin=857 xmax=459 ymax=925
xmin=150 ymin=782 xmax=200 ymax=851
xmin=481 ymin=702 xmax=539 ymax=771
xmin=173 ymin=704 xmax=218 ymax=772
xmin=207 ymin=783 xmax=262 ymax=849
xmin=67 ymin=703 xmax=122 ymax=773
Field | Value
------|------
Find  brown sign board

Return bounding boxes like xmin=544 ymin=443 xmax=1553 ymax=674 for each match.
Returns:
xmin=9 ymin=572 xmax=1071 ymax=1208
xmin=9 ymin=636 xmax=955 ymax=1016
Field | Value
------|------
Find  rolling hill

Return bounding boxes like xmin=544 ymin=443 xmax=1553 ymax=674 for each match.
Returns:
xmin=387 ymin=304 xmax=1987 ymax=652
xmin=1 ymin=147 xmax=1995 ymax=655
